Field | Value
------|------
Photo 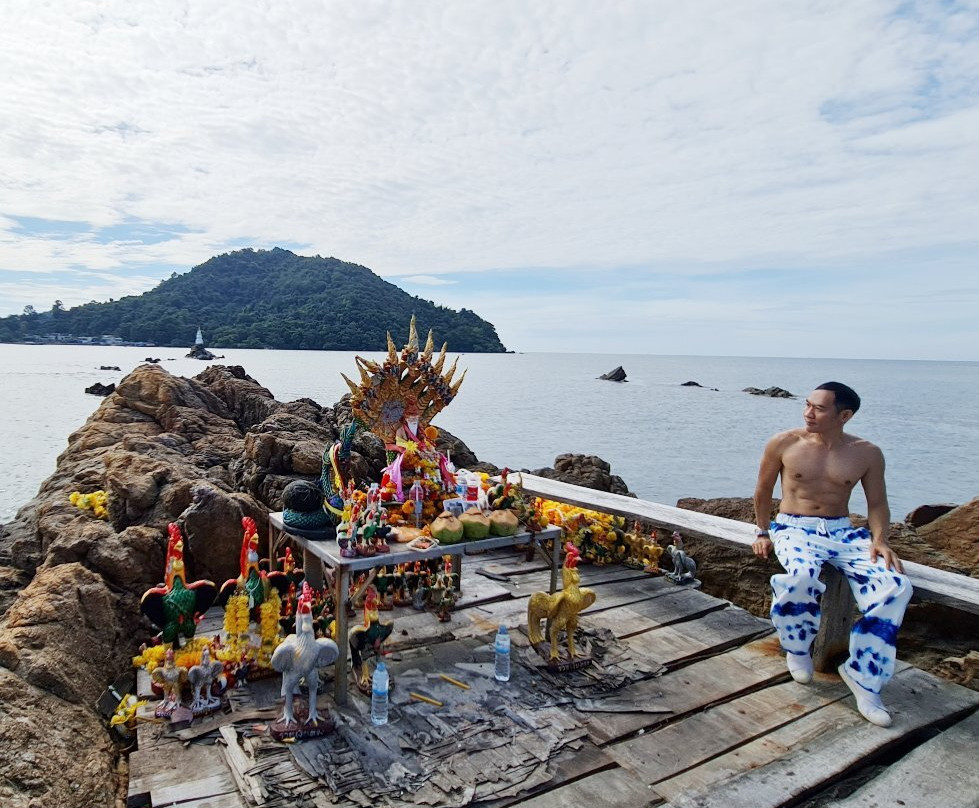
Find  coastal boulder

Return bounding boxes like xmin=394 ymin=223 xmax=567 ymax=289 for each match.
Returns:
xmin=532 ymin=453 xmax=632 ymax=496
xmin=916 ymin=497 xmax=979 ymax=575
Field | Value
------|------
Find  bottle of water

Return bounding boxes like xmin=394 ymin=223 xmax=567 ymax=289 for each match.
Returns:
xmin=371 ymin=661 xmax=389 ymax=725
xmin=494 ymin=625 xmax=511 ymax=681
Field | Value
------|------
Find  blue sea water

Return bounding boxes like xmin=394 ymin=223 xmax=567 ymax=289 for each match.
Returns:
xmin=1 ymin=344 xmax=977 ymax=525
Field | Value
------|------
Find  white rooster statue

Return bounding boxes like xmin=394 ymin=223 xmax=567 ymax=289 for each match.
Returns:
xmin=271 ymin=582 xmax=340 ymax=727
xmin=187 ymin=645 xmax=225 ymax=714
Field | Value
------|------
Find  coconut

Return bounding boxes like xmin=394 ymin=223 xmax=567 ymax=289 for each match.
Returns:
xmin=489 ymin=508 xmax=520 ymax=537
xmin=459 ymin=507 xmax=491 ymax=540
xmin=430 ymin=511 xmax=465 ymax=544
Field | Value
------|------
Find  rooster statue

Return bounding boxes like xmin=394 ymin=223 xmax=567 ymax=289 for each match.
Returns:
xmin=151 ymin=648 xmax=187 ymax=717
xmin=271 ymin=582 xmax=340 ymax=732
xmin=527 ymin=542 xmax=597 ymax=661
xmin=187 ymin=645 xmax=225 ymax=714
xmin=218 ymin=517 xmax=290 ymax=613
xmin=140 ymin=524 xmax=218 ymax=646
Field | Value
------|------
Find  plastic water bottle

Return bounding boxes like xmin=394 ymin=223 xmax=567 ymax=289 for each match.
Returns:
xmin=494 ymin=625 xmax=511 ymax=681
xmin=371 ymin=661 xmax=389 ymax=725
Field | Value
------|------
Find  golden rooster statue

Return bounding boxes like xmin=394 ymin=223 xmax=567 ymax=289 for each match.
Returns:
xmin=527 ymin=543 xmax=596 ymax=661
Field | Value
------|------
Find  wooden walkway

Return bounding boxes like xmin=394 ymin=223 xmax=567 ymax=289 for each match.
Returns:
xmin=127 ymin=545 xmax=979 ymax=808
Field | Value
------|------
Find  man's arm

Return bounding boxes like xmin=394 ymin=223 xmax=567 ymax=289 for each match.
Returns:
xmin=862 ymin=446 xmax=903 ymax=573
xmin=752 ymin=434 xmax=784 ymax=559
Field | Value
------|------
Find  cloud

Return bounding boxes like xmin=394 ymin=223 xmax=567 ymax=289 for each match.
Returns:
xmin=0 ymin=1 xmax=976 ymax=358
xmin=399 ymin=275 xmax=457 ymax=286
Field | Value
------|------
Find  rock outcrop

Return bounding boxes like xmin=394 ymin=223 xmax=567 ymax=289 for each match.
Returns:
xmin=0 ymin=362 xmax=484 ymax=808
xmin=598 ymin=366 xmax=627 ymax=382
xmin=743 ymin=386 xmax=794 ymax=398
xmin=531 ymin=453 xmax=633 ymax=497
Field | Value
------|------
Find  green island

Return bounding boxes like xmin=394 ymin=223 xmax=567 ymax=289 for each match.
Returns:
xmin=0 ymin=247 xmax=507 ymax=352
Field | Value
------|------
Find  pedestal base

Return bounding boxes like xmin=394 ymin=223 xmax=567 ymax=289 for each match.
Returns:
xmin=270 ymin=703 xmax=335 ymax=740
xmin=530 ymin=640 xmax=595 ymax=673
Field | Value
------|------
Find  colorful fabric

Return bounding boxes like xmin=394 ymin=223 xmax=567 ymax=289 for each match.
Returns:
xmin=769 ymin=513 xmax=912 ymax=694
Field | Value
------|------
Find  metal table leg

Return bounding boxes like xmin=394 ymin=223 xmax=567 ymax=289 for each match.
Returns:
xmin=333 ymin=566 xmax=350 ymax=706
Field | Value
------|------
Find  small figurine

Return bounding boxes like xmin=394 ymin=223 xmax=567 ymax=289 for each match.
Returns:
xmin=140 ymin=524 xmax=218 ymax=647
xmin=270 ymin=583 xmax=340 ymax=735
xmin=151 ymin=648 xmax=188 ymax=717
xmin=348 ymin=588 xmax=394 ymax=691
xmin=527 ymin=543 xmax=597 ymax=667
xmin=187 ymin=645 xmax=225 ymax=714
xmin=665 ymin=531 xmax=698 ymax=584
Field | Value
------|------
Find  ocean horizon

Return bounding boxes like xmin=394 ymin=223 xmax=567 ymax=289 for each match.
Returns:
xmin=2 ymin=343 xmax=977 ymax=525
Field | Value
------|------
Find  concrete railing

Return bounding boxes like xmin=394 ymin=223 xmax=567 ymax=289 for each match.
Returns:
xmin=511 ymin=473 xmax=979 ymax=671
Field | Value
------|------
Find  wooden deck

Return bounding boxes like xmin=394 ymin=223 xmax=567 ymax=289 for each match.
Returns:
xmin=127 ymin=544 xmax=979 ymax=808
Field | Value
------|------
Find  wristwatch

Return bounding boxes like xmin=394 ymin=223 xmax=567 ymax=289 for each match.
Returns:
xmin=754 ymin=527 xmax=770 ymax=538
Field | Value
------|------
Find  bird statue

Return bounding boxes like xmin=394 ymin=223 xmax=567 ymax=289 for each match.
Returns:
xmin=219 ymin=517 xmax=290 ymax=613
xmin=271 ymin=582 xmax=340 ymax=728
xmin=187 ymin=645 xmax=225 ymax=714
xmin=527 ymin=542 xmax=597 ymax=661
xmin=349 ymin=587 xmax=394 ymax=691
xmin=151 ymin=648 xmax=188 ymax=716
xmin=141 ymin=524 xmax=218 ymax=646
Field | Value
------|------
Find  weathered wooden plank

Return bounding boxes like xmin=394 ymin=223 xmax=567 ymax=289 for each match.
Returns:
xmin=514 ymin=473 xmax=979 ymax=614
xmin=512 ymin=763 xmax=663 ymax=808
xmin=128 ymin=741 xmax=240 ymax=808
xmin=151 ymin=774 xmax=242 ymax=806
xmin=655 ymin=666 xmax=979 ymax=808
xmin=821 ymin=710 xmax=979 ymax=808
xmin=602 ymin=607 xmax=771 ymax=671
xmin=609 ymin=676 xmax=852 ymax=784
xmin=584 ymin=635 xmax=789 ymax=744
xmin=175 ymin=794 xmax=247 ymax=808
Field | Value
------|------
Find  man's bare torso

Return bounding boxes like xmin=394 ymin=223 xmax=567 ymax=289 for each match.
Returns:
xmin=776 ymin=428 xmax=878 ymax=516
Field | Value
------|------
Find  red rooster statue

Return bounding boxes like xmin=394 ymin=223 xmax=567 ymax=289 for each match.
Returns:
xmin=219 ymin=517 xmax=290 ymax=612
xmin=140 ymin=524 xmax=218 ymax=646
xmin=271 ymin=582 xmax=340 ymax=729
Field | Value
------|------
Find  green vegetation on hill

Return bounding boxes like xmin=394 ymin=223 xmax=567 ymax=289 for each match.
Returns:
xmin=0 ymin=248 xmax=507 ymax=352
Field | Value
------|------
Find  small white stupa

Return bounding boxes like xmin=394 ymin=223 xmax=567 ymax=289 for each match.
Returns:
xmin=195 ymin=327 xmax=204 ymax=346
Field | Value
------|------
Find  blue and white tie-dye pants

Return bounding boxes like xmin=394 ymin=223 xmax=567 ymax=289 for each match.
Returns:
xmin=769 ymin=513 xmax=913 ymax=694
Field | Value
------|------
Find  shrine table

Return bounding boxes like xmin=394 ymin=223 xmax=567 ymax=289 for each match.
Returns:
xmin=268 ymin=511 xmax=562 ymax=704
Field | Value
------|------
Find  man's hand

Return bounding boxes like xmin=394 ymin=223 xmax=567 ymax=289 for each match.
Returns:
xmin=752 ymin=536 xmax=773 ymax=560
xmin=870 ymin=540 xmax=904 ymax=573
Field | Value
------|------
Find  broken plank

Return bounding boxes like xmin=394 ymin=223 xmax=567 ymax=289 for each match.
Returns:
xmin=583 ymin=635 xmax=789 ymax=744
xmin=219 ymin=725 xmax=267 ymax=805
xmin=821 ymin=710 xmax=979 ymax=808
xmin=656 ymin=666 xmax=979 ymax=808
xmin=609 ymin=676 xmax=852 ymax=784
xmin=174 ymin=794 xmax=247 ymax=808
xmin=128 ymin=742 xmax=239 ymax=808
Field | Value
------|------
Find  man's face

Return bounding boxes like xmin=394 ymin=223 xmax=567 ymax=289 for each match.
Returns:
xmin=803 ymin=389 xmax=850 ymax=433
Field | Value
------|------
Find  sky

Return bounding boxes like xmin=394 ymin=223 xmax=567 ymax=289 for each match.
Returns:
xmin=1 ymin=1 xmax=978 ymax=360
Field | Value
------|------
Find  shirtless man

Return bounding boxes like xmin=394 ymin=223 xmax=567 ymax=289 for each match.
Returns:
xmin=752 ymin=382 xmax=912 ymax=727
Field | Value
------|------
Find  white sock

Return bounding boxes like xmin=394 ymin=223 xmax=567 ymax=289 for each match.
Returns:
xmin=786 ymin=652 xmax=813 ymax=684
xmin=838 ymin=663 xmax=892 ymax=727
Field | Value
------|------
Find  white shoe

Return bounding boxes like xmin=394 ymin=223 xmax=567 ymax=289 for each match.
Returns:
xmin=838 ymin=663 xmax=892 ymax=727
xmin=786 ymin=653 xmax=813 ymax=684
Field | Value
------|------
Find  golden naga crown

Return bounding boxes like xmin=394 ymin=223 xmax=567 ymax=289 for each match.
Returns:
xmin=341 ymin=315 xmax=466 ymax=444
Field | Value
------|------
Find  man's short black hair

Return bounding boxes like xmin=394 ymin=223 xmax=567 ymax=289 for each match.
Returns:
xmin=816 ymin=381 xmax=861 ymax=414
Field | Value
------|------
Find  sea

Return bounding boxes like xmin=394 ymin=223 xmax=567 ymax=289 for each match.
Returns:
xmin=1 ymin=344 xmax=977 ymax=526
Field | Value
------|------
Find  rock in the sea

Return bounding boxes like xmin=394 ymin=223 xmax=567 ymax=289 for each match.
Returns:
xmin=598 ymin=366 xmax=627 ymax=382
xmin=187 ymin=344 xmax=216 ymax=360
xmin=98 ymin=365 xmax=120 ymax=371
xmin=84 ymin=382 xmax=115 ymax=396
xmin=681 ymin=380 xmax=702 ymax=387
xmin=743 ymin=386 xmax=794 ymax=398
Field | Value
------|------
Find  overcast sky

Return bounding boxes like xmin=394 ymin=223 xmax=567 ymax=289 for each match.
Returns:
xmin=1 ymin=1 xmax=977 ymax=359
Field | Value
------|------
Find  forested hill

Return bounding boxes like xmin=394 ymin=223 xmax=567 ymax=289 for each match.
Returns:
xmin=0 ymin=248 xmax=507 ymax=352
